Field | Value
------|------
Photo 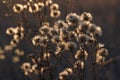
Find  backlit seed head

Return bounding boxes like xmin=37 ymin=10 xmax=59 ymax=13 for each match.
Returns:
xmin=50 ymin=10 xmax=61 ymax=18
xmin=75 ymin=49 xmax=88 ymax=60
xmin=80 ymin=12 xmax=93 ymax=21
xmin=4 ymin=45 xmax=14 ymax=51
xmin=94 ymin=26 xmax=102 ymax=36
xmin=43 ymin=53 xmax=51 ymax=60
xmin=0 ymin=49 xmax=4 ymax=54
xmin=29 ymin=3 xmax=39 ymax=13
xmin=6 ymin=27 xmax=15 ymax=35
xmin=38 ymin=2 xmax=44 ymax=11
xmin=74 ymin=60 xmax=84 ymax=69
xmin=80 ymin=21 xmax=91 ymax=33
xmin=0 ymin=55 xmax=5 ymax=60
xmin=97 ymin=48 xmax=108 ymax=56
xmin=23 ymin=5 xmax=28 ymax=9
xmin=54 ymin=20 xmax=68 ymax=32
xmin=51 ymin=35 xmax=60 ymax=43
xmin=16 ymin=26 xmax=24 ymax=32
xmin=66 ymin=41 xmax=77 ymax=51
xmin=59 ymin=68 xmax=73 ymax=77
xmin=10 ymin=39 xmax=19 ymax=45
xmin=32 ymin=35 xmax=41 ymax=46
xmin=96 ymin=43 xmax=104 ymax=48
xmin=12 ymin=56 xmax=20 ymax=63
xmin=32 ymin=64 xmax=37 ymax=71
xmin=50 ymin=3 xmax=59 ymax=10
xmin=39 ymin=24 xmax=51 ymax=35
xmin=66 ymin=13 xmax=80 ymax=25
xmin=13 ymin=4 xmax=24 ymax=13
xmin=45 ymin=0 xmax=53 ymax=6
xmin=15 ymin=49 xmax=24 ymax=56
xmin=13 ymin=33 xmax=24 ymax=40
xmin=21 ymin=62 xmax=31 ymax=73
xmin=78 ymin=34 xmax=90 ymax=43
xmin=68 ymin=31 xmax=77 ymax=40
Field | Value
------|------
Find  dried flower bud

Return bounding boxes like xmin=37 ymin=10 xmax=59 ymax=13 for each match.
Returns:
xmin=6 ymin=27 xmax=15 ymax=35
xmin=10 ymin=39 xmax=19 ymax=45
xmin=66 ymin=13 xmax=80 ymax=25
xmin=50 ymin=10 xmax=61 ymax=18
xmin=29 ymin=3 xmax=39 ymax=13
xmin=50 ymin=3 xmax=59 ymax=10
xmin=75 ymin=49 xmax=88 ymax=60
xmin=59 ymin=68 xmax=73 ymax=79
xmin=38 ymin=2 xmax=44 ymax=11
xmin=66 ymin=41 xmax=77 ymax=51
xmin=80 ymin=12 xmax=92 ymax=21
xmin=45 ymin=0 xmax=53 ymax=6
xmin=13 ymin=4 xmax=24 ymax=13
xmin=12 ymin=56 xmax=20 ymax=63
xmin=15 ymin=49 xmax=24 ymax=56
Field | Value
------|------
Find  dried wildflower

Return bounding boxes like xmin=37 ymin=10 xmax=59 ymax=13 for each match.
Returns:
xmin=80 ymin=61 xmax=84 ymax=69
xmin=39 ymin=24 xmax=51 ymax=35
xmin=80 ymin=12 xmax=93 ymax=21
xmin=0 ymin=54 xmax=5 ymax=60
xmin=10 ymin=39 xmax=19 ymax=45
xmin=6 ymin=27 xmax=15 ymax=35
xmin=45 ymin=0 xmax=53 ymax=6
xmin=54 ymin=20 xmax=68 ymax=32
xmin=29 ymin=3 xmax=39 ymax=13
xmin=96 ymin=55 xmax=104 ymax=64
xmin=74 ymin=60 xmax=84 ymax=69
xmin=96 ymin=43 xmax=104 ymax=48
xmin=50 ymin=10 xmax=61 ymax=18
xmin=50 ymin=3 xmax=59 ymax=10
xmin=38 ymin=2 xmax=44 ymax=11
xmin=68 ymin=31 xmax=77 ymax=40
xmin=89 ymin=24 xmax=102 ymax=37
xmin=75 ymin=49 xmax=88 ymax=60
xmin=21 ymin=62 xmax=33 ymax=75
xmin=31 ymin=64 xmax=37 ymax=71
xmin=79 ymin=21 xmax=91 ymax=33
xmin=58 ymin=42 xmax=67 ymax=50
xmin=32 ymin=35 xmax=48 ymax=47
xmin=23 ymin=4 xmax=28 ymax=9
xmin=59 ymin=68 xmax=73 ymax=79
xmin=16 ymin=26 xmax=24 ymax=32
xmin=13 ymin=33 xmax=23 ymax=40
xmin=43 ymin=53 xmax=51 ymax=60
xmin=94 ymin=26 xmax=102 ymax=36
xmin=32 ymin=35 xmax=41 ymax=46
xmin=66 ymin=13 xmax=80 ymax=25
xmin=0 ymin=49 xmax=4 ymax=54
xmin=66 ymin=41 xmax=77 ymax=51
xmin=12 ymin=56 xmax=20 ymax=63
xmin=97 ymin=48 xmax=108 ymax=56
xmin=15 ymin=49 xmax=24 ymax=56
xmin=2 ymin=0 xmax=6 ymax=3
xmin=4 ymin=45 xmax=14 ymax=51
xmin=96 ymin=48 xmax=108 ymax=64
xmin=13 ymin=4 xmax=24 ymax=13
xmin=78 ymin=34 xmax=91 ymax=43
xmin=50 ymin=28 xmax=58 ymax=36
xmin=51 ymin=35 xmax=60 ymax=43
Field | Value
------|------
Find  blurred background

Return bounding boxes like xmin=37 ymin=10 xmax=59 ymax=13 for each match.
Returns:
xmin=0 ymin=0 xmax=120 ymax=80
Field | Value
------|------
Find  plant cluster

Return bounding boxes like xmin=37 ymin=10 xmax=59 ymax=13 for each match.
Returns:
xmin=0 ymin=0 xmax=109 ymax=80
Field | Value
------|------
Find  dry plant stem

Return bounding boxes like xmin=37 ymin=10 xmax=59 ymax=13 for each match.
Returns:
xmin=82 ymin=46 xmax=86 ymax=80
xmin=43 ymin=0 xmax=47 ymax=22
xmin=91 ymin=41 xmax=99 ymax=80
